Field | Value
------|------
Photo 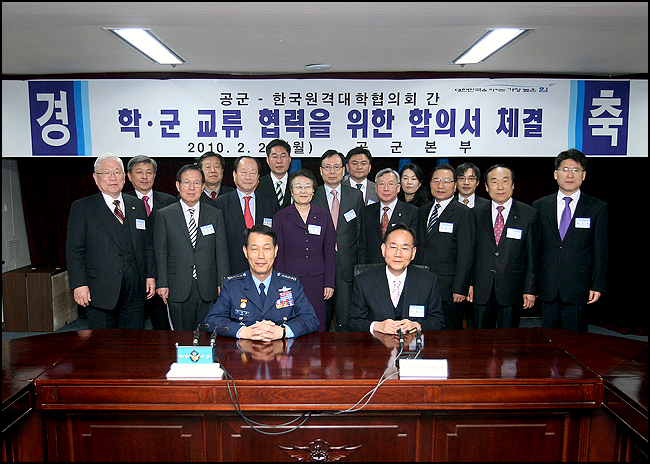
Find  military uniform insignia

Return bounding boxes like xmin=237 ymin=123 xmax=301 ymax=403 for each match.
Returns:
xmin=240 ymin=298 xmax=247 ymax=308
xmin=276 ymin=287 xmax=294 ymax=308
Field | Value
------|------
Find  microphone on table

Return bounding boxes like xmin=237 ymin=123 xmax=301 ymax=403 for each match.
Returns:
xmin=397 ymin=328 xmax=405 ymax=353
xmin=193 ymin=324 xmax=202 ymax=346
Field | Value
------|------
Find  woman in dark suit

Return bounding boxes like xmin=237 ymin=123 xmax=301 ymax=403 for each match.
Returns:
xmin=397 ymin=163 xmax=431 ymax=207
xmin=273 ymin=169 xmax=336 ymax=332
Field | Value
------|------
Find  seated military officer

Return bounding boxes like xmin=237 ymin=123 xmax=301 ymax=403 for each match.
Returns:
xmin=205 ymin=225 xmax=320 ymax=341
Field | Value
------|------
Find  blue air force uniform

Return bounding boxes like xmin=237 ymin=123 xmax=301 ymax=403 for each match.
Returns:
xmin=205 ymin=271 xmax=320 ymax=338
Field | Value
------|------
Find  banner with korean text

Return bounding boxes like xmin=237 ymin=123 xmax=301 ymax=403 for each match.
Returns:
xmin=2 ymin=78 xmax=647 ymax=157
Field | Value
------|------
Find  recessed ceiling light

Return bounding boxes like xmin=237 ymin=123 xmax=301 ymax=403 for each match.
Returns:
xmin=104 ymin=27 xmax=186 ymax=66
xmin=452 ymin=28 xmax=534 ymax=65
xmin=305 ymin=64 xmax=332 ymax=72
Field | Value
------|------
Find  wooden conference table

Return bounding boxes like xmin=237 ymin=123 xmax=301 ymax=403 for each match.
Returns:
xmin=2 ymin=328 xmax=647 ymax=462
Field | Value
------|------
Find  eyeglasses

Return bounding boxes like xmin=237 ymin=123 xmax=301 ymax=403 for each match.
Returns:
xmin=321 ymin=165 xmax=342 ymax=172
xmin=269 ymin=153 xmax=290 ymax=161
xmin=292 ymin=184 xmax=313 ymax=191
xmin=457 ymin=176 xmax=477 ymax=182
xmin=557 ymin=167 xmax=583 ymax=174
xmin=385 ymin=245 xmax=413 ymax=254
xmin=431 ymin=178 xmax=454 ymax=185
xmin=377 ymin=181 xmax=398 ymax=188
xmin=96 ymin=171 xmax=125 ymax=178
xmin=180 ymin=180 xmax=202 ymax=188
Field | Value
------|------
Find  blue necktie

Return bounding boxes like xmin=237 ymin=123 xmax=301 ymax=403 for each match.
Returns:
xmin=559 ymin=197 xmax=572 ymax=240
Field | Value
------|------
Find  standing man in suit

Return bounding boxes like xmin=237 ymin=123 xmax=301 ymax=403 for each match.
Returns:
xmin=196 ymin=151 xmax=233 ymax=203
xmin=125 ymin=154 xmax=176 ymax=329
xmin=344 ymin=147 xmax=380 ymax=205
xmin=348 ymin=223 xmax=444 ymax=333
xmin=257 ymin=139 xmax=293 ymax=210
xmin=456 ymin=163 xmax=489 ymax=208
xmin=214 ymin=156 xmax=280 ymax=274
xmin=468 ymin=165 xmax=539 ymax=329
xmin=66 ymin=153 xmax=155 ymax=329
xmin=205 ymin=225 xmax=319 ymax=340
xmin=154 ymin=164 xmax=229 ymax=331
xmin=416 ymin=164 xmax=474 ymax=330
xmin=532 ymin=149 xmax=608 ymax=331
xmin=359 ymin=168 xmax=418 ymax=264
xmin=313 ymin=149 xmax=365 ymax=331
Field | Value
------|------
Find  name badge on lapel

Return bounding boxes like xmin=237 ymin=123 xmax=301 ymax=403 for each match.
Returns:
xmin=506 ymin=228 xmax=522 ymax=240
xmin=575 ymin=218 xmax=591 ymax=228
xmin=136 ymin=218 xmax=146 ymax=230
xmin=409 ymin=305 xmax=425 ymax=318
xmin=308 ymin=224 xmax=322 ymax=235
xmin=439 ymin=222 xmax=454 ymax=233
xmin=200 ymin=224 xmax=215 ymax=235
xmin=344 ymin=209 xmax=357 ymax=222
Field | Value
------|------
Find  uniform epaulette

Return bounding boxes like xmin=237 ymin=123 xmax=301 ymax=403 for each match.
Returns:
xmin=226 ymin=272 xmax=247 ymax=281
xmin=277 ymin=272 xmax=297 ymax=281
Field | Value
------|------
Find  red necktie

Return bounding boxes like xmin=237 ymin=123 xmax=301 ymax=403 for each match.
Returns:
xmin=211 ymin=191 xmax=217 ymax=200
xmin=494 ymin=206 xmax=505 ymax=245
xmin=142 ymin=195 xmax=151 ymax=217
xmin=381 ymin=206 xmax=390 ymax=238
xmin=244 ymin=196 xmax=254 ymax=229
xmin=331 ymin=190 xmax=339 ymax=229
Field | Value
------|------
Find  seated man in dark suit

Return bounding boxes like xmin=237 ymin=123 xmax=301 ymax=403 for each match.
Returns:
xmin=348 ymin=223 xmax=444 ymax=334
xmin=205 ymin=225 xmax=319 ymax=341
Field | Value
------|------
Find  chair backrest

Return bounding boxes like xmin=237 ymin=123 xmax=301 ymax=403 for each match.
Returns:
xmin=353 ymin=263 xmax=429 ymax=277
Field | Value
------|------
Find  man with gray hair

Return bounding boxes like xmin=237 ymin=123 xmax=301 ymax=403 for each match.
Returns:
xmin=66 ymin=153 xmax=156 ymax=329
xmin=125 ymin=154 xmax=176 ymax=329
xmin=359 ymin=167 xmax=418 ymax=264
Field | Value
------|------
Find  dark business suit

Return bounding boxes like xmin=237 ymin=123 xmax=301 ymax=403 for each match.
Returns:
xmin=257 ymin=174 xmax=292 ymax=209
xmin=533 ymin=192 xmax=608 ymax=331
xmin=273 ymin=204 xmax=336 ymax=332
xmin=313 ymin=184 xmax=365 ymax=331
xmin=66 ymin=192 xmax=151 ymax=329
xmin=125 ymin=189 xmax=176 ymax=329
xmin=153 ymin=201 xmax=230 ymax=330
xmin=471 ymin=200 xmax=538 ymax=328
xmin=344 ymin=176 xmax=380 ymax=205
xmin=348 ymin=264 xmax=444 ymax=332
xmin=359 ymin=200 xmax=418 ymax=264
xmin=214 ymin=189 xmax=280 ymax=274
xmin=205 ymin=271 xmax=320 ymax=338
xmin=416 ymin=200 xmax=474 ymax=329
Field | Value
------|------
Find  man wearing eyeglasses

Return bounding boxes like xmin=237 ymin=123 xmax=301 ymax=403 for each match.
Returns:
xmin=348 ymin=223 xmax=444 ymax=333
xmin=257 ymin=139 xmax=293 ymax=209
xmin=359 ymin=168 xmax=418 ymax=265
xmin=416 ymin=164 xmax=474 ymax=330
xmin=153 ymin=164 xmax=229 ymax=331
xmin=532 ymin=149 xmax=608 ymax=331
xmin=313 ymin=149 xmax=365 ymax=331
xmin=67 ymin=153 xmax=155 ymax=329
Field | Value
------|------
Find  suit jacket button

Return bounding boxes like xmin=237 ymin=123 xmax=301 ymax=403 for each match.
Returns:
xmin=495 ymin=252 xmax=500 ymax=256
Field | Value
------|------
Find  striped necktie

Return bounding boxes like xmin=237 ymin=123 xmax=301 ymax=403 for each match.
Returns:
xmin=426 ymin=203 xmax=440 ymax=235
xmin=188 ymin=209 xmax=197 ymax=278
xmin=113 ymin=199 xmax=125 ymax=224
xmin=275 ymin=180 xmax=284 ymax=205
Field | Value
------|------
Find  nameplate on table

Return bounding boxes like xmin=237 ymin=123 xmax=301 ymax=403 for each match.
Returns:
xmin=176 ymin=346 xmax=213 ymax=364
xmin=398 ymin=359 xmax=448 ymax=379
xmin=166 ymin=362 xmax=224 ymax=380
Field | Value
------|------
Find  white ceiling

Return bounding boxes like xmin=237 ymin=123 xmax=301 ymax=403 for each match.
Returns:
xmin=2 ymin=2 xmax=648 ymax=77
